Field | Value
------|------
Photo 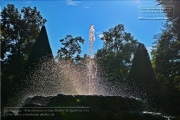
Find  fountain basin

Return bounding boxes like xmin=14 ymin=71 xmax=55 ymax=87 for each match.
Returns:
xmin=3 ymin=94 xmax=178 ymax=120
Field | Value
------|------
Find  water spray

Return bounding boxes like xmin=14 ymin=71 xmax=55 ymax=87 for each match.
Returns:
xmin=88 ymin=24 xmax=96 ymax=95
xmin=89 ymin=24 xmax=95 ymax=58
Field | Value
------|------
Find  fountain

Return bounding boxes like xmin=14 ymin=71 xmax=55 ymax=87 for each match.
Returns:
xmin=2 ymin=26 xmax=178 ymax=120
xmin=88 ymin=24 xmax=96 ymax=95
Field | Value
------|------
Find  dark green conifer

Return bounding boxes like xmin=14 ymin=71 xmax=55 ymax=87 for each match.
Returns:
xmin=24 ymin=26 xmax=53 ymax=71
xmin=127 ymin=43 xmax=160 ymax=97
xmin=19 ymin=26 xmax=53 ymax=88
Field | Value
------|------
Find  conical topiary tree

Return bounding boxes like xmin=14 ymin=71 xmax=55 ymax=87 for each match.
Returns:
xmin=127 ymin=43 xmax=160 ymax=97
xmin=18 ymin=26 xmax=53 ymax=88
xmin=24 ymin=26 xmax=53 ymax=70
xmin=4 ymin=26 xmax=54 ymax=108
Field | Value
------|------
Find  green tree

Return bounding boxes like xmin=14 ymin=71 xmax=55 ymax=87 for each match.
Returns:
xmin=156 ymin=0 xmax=180 ymax=40
xmin=1 ymin=4 xmax=46 ymax=84
xmin=1 ymin=4 xmax=46 ymax=108
xmin=96 ymin=24 xmax=138 ymax=82
xmin=127 ymin=43 xmax=160 ymax=97
xmin=2 ymin=26 xmax=53 ymax=109
xmin=152 ymin=21 xmax=180 ymax=95
xmin=17 ymin=26 xmax=53 ymax=96
xmin=56 ymin=35 xmax=84 ymax=63
xmin=153 ymin=1 xmax=180 ymax=114
xmin=22 ymin=26 xmax=53 ymax=77
xmin=156 ymin=0 xmax=180 ymax=19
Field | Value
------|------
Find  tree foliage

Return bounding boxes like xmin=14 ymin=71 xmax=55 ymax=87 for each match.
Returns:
xmin=152 ymin=1 xmax=180 ymax=95
xmin=23 ymin=26 xmax=53 ymax=77
xmin=128 ymin=43 xmax=160 ymax=96
xmin=96 ymin=24 xmax=139 ymax=82
xmin=156 ymin=0 xmax=180 ymax=40
xmin=1 ymin=4 xmax=46 ymax=82
xmin=56 ymin=35 xmax=84 ymax=63
xmin=1 ymin=4 xmax=46 ymax=107
xmin=157 ymin=0 xmax=180 ymax=20
xmin=152 ymin=21 xmax=180 ymax=95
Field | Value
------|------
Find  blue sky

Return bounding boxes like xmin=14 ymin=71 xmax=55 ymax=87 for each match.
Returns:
xmin=1 ymin=0 xmax=167 ymax=58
